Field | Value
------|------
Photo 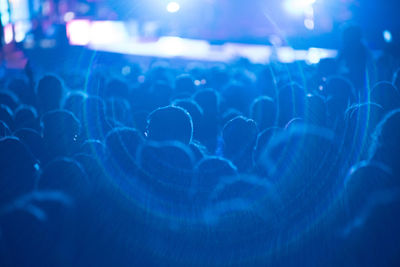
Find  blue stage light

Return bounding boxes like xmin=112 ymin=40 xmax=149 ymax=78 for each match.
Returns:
xmin=383 ymin=30 xmax=392 ymax=43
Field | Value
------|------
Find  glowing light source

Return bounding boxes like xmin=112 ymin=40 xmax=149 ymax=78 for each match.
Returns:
xmin=304 ymin=19 xmax=315 ymax=30
xmin=4 ymin=24 xmax=13 ymax=44
xmin=66 ymin=20 xmax=91 ymax=46
xmin=14 ymin=21 xmax=31 ymax=43
xmin=167 ymin=2 xmax=180 ymax=13
xmin=383 ymin=30 xmax=392 ymax=43
xmin=90 ymin=21 xmax=128 ymax=45
xmin=64 ymin=12 xmax=75 ymax=22
xmin=307 ymin=48 xmax=321 ymax=64
xmin=284 ymin=0 xmax=316 ymax=16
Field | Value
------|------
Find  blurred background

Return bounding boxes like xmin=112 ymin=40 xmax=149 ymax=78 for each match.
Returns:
xmin=1 ymin=0 xmax=399 ymax=65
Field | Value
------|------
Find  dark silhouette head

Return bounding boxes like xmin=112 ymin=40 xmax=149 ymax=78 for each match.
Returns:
xmin=193 ymin=88 xmax=219 ymax=116
xmin=14 ymin=105 xmax=39 ymax=130
xmin=277 ymin=83 xmax=306 ymax=127
xmin=41 ymin=109 xmax=81 ymax=158
xmin=81 ymin=96 xmax=112 ymax=140
xmin=0 ymin=104 xmax=14 ymax=130
xmin=146 ymin=106 xmax=193 ymax=144
xmin=325 ymin=76 xmax=356 ymax=122
xmin=106 ymin=98 xmax=132 ymax=126
xmin=369 ymin=109 xmax=400 ymax=174
xmin=256 ymin=66 xmax=277 ymax=98
xmin=194 ymin=156 xmax=238 ymax=191
xmin=0 ymin=90 xmax=19 ymax=110
xmin=253 ymin=127 xmax=283 ymax=176
xmin=105 ymin=127 xmax=144 ymax=175
xmin=175 ymin=74 xmax=196 ymax=96
xmin=305 ymin=94 xmax=327 ymax=126
xmin=0 ymin=137 xmax=38 ymax=204
xmin=149 ymin=81 xmax=173 ymax=109
xmin=250 ymin=96 xmax=276 ymax=131
xmin=8 ymin=78 xmax=35 ymax=106
xmin=62 ymin=90 xmax=88 ymax=121
xmin=370 ymin=81 xmax=400 ymax=112
xmin=343 ymin=161 xmax=396 ymax=215
xmin=36 ymin=75 xmax=64 ymax=113
xmin=38 ymin=157 xmax=90 ymax=197
xmin=172 ymin=98 xmax=204 ymax=140
xmin=14 ymin=128 xmax=46 ymax=162
xmin=106 ymin=79 xmax=130 ymax=99
xmin=222 ymin=82 xmax=253 ymax=114
xmin=222 ymin=116 xmax=258 ymax=172
xmin=80 ymin=139 xmax=106 ymax=159
xmin=138 ymin=141 xmax=195 ymax=188
xmin=0 ymin=120 xmax=11 ymax=137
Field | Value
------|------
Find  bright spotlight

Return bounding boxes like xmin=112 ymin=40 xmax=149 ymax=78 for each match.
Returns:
xmin=383 ymin=30 xmax=392 ymax=43
xmin=304 ymin=19 xmax=315 ymax=30
xmin=284 ymin=0 xmax=316 ymax=16
xmin=167 ymin=2 xmax=180 ymax=13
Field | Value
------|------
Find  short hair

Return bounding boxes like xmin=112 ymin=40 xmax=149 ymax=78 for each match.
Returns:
xmin=146 ymin=106 xmax=193 ymax=144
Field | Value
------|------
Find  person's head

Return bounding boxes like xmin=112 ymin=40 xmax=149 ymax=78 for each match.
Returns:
xmin=325 ymin=76 xmax=356 ymax=122
xmin=0 ymin=104 xmax=14 ymax=130
xmin=369 ymin=109 xmax=400 ymax=173
xmin=221 ymin=109 xmax=243 ymax=127
xmin=8 ymin=78 xmax=35 ymax=106
xmin=172 ymin=98 xmax=204 ymax=140
xmin=222 ymin=116 xmax=258 ymax=172
xmin=13 ymin=105 xmax=39 ymax=131
xmin=262 ymin=124 xmax=339 ymax=225
xmin=146 ymin=106 xmax=193 ymax=144
xmin=62 ymin=90 xmax=88 ymax=120
xmin=305 ymin=94 xmax=327 ymax=127
xmin=105 ymin=78 xmax=130 ymax=99
xmin=149 ymin=81 xmax=173 ymax=109
xmin=38 ymin=157 xmax=90 ymax=198
xmin=14 ymin=128 xmax=46 ymax=162
xmin=344 ymin=102 xmax=384 ymax=140
xmin=193 ymin=88 xmax=220 ymax=116
xmin=138 ymin=141 xmax=195 ymax=188
xmin=175 ymin=74 xmax=196 ymax=96
xmin=41 ymin=109 xmax=81 ymax=158
xmin=194 ymin=156 xmax=238 ymax=191
xmin=222 ymin=82 xmax=253 ymax=114
xmin=277 ymin=83 xmax=306 ymax=127
xmin=0 ymin=137 xmax=38 ymax=204
xmin=105 ymin=127 xmax=144 ymax=176
xmin=106 ymin=98 xmax=132 ymax=126
xmin=81 ymin=96 xmax=111 ymax=140
xmin=80 ymin=139 xmax=106 ymax=159
xmin=207 ymin=65 xmax=230 ymax=90
xmin=36 ymin=75 xmax=64 ymax=113
xmin=253 ymin=127 xmax=283 ymax=176
xmin=0 ymin=120 xmax=11 ymax=137
xmin=343 ymin=161 xmax=396 ymax=215
xmin=256 ymin=66 xmax=277 ymax=98
xmin=370 ymin=81 xmax=400 ymax=112
xmin=250 ymin=96 xmax=276 ymax=131
xmin=0 ymin=90 xmax=19 ymax=110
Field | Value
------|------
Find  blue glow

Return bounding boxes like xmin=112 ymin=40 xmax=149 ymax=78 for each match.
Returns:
xmin=383 ymin=30 xmax=392 ymax=43
xmin=284 ymin=0 xmax=316 ymax=16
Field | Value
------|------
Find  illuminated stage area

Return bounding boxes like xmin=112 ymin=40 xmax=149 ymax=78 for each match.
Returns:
xmin=66 ymin=19 xmax=337 ymax=64
xmin=1 ymin=0 xmax=400 ymax=266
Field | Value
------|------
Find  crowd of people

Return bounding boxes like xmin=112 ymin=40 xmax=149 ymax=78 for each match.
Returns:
xmin=0 ymin=25 xmax=400 ymax=266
